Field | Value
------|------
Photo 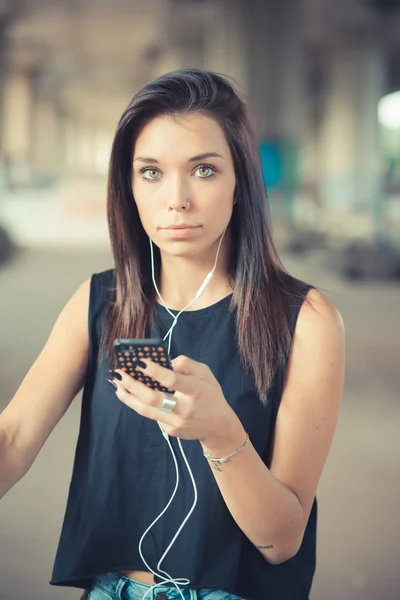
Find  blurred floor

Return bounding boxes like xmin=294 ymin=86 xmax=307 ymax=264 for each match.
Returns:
xmin=0 ymin=243 xmax=399 ymax=600
xmin=0 ymin=179 xmax=109 ymax=248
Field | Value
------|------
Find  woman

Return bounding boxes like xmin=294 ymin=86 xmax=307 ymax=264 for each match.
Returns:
xmin=0 ymin=69 xmax=345 ymax=600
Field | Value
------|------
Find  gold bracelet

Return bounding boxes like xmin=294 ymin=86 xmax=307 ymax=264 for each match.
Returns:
xmin=203 ymin=432 xmax=249 ymax=471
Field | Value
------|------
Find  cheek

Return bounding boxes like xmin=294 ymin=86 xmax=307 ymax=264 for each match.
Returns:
xmin=132 ymin=183 xmax=157 ymax=228
xmin=204 ymin=180 xmax=235 ymax=217
xmin=137 ymin=207 xmax=155 ymax=236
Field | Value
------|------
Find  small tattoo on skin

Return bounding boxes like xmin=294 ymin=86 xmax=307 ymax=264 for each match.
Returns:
xmin=257 ymin=544 xmax=274 ymax=549
xmin=209 ymin=462 xmax=224 ymax=472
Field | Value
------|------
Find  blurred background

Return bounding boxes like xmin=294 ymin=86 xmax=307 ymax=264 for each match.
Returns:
xmin=0 ymin=0 xmax=399 ymax=599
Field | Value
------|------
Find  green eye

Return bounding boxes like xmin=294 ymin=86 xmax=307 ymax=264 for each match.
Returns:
xmin=141 ymin=168 xmax=160 ymax=181
xmin=195 ymin=165 xmax=217 ymax=178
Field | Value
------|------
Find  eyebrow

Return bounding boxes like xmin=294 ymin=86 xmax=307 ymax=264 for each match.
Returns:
xmin=133 ymin=152 xmax=225 ymax=164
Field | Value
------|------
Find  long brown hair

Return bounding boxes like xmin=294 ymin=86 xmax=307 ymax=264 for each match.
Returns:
xmin=103 ymin=68 xmax=309 ymax=404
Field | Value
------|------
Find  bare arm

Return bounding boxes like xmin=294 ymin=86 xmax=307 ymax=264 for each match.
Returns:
xmin=200 ymin=288 xmax=345 ymax=564
xmin=0 ymin=278 xmax=91 ymax=499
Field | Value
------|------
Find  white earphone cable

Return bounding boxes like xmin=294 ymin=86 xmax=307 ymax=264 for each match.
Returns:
xmin=138 ymin=227 xmax=227 ymax=599
xmin=149 ymin=228 xmax=227 ymax=354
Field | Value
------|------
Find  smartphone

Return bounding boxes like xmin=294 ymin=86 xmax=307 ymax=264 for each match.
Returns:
xmin=113 ymin=338 xmax=174 ymax=394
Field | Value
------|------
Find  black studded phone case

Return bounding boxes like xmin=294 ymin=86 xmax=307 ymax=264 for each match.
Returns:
xmin=113 ymin=338 xmax=174 ymax=394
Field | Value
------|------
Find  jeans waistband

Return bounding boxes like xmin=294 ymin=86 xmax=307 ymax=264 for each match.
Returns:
xmin=92 ymin=571 xmax=198 ymax=600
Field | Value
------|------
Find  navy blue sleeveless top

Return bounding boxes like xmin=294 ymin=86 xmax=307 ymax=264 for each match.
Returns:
xmin=50 ymin=269 xmax=317 ymax=599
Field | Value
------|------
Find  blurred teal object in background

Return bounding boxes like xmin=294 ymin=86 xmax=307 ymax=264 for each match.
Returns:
xmin=281 ymin=139 xmax=300 ymax=190
xmin=259 ymin=139 xmax=299 ymax=190
xmin=259 ymin=141 xmax=281 ymax=188
xmin=259 ymin=139 xmax=300 ymax=221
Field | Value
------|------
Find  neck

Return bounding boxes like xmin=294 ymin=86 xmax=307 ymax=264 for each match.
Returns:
xmin=155 ymin=233 xmax=232 ymax=311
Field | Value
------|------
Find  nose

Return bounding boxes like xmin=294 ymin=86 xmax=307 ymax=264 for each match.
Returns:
xmin=167 ymin=174 xmax=190 ymax=212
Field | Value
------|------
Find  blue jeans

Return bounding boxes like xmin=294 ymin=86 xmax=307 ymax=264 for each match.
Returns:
xmin=81 ymin=571 xmax=246 ymax=600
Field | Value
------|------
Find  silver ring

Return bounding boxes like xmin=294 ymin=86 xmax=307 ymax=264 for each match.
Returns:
xmin=160 ymin=395 xmax=177 ymax=413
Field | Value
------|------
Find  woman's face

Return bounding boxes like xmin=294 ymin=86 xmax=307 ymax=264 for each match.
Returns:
xmin=131 ymin=112 xmax=236 ymax=260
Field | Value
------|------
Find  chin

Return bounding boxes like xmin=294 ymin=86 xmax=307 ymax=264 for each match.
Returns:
xmin=159 ymin=239 xmax=205 ymax=258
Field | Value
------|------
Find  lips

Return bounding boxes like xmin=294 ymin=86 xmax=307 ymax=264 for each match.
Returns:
xmin=163 ymin=225 xmax=199 ymax=230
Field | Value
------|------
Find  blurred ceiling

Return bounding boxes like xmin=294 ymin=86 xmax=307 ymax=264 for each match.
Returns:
xmin=1 ymin=0 xmax=209 ymax=124
xmin=1 ymin=0 xmax=399 ymax=125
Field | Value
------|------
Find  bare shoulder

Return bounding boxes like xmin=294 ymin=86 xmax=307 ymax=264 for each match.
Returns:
xmin=292 ymin=287 xmax=345 ymax=360
xmin=286 ymin=286 xmax=345 ymax=408
xmin=61 ymin=276 xmax=91 ymax=316
xmin=65 ymin=277 xmax=93 ymax=350
xmin=298 ymin=287 xmax=344 ymax=334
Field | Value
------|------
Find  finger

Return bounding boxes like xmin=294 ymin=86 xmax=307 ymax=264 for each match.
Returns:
xmin=171 ymin=355 xmax=212 ymax=379
xmin=114 ymin=382 xmax=177 ymax=425
xmin=113 ymin=369 xmax=164 ymax=408
xmin=136 ymin=359 xmax=194 ymax=395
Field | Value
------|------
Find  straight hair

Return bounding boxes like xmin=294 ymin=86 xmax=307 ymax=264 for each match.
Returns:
xmin=103 ymin=68 xmax=310 ymax=404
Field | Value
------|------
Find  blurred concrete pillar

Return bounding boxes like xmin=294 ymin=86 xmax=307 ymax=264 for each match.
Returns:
xmin=155 ymin=0 xmax=204 ymax=78
xmin=202 ymin=0 xmax=248 ymax=94
xmin=31 ymin=95 xmax=60 ymax=180
xmin=202 ymin=0 xmax=307 ymax=221
xmin=0 ymin=17 xmax=8 ymax=151
xmin=0 ymin=16 xmax=9 ymax=192
xmin=244 ymin=0 xmax=306 ymax=140
xmin=77 ymin=122 xmax=96 ymax=172
xmin=242 ymin=0 xmax=306 ymax=221
xmin=93 ymin=126 xmax=113 ymax=176
xmin=319 ymin=28 xmax=385 ymax=217
xmin=64 ymin=118 xmax=97 ymax=174
xmin=199 ymin=0 xmax=306 ymax=145
xmin=1 ymin=70 xmax=34 ymax=186
xmin=355 ymin=31 xmax=386 ymax=223
xmin=64 ymin=117 xmax=79 ymax=172
xmin=152 ymin=49 xmax=185 ymax=79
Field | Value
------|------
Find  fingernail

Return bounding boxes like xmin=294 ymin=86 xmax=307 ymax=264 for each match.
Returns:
xmin=108 ymin=370 xmax=122 ymax=380
xmin=133 ymin=358 xmax=147 ymax=369
xmin=107 ymin=378 xmax=118 ymax=389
